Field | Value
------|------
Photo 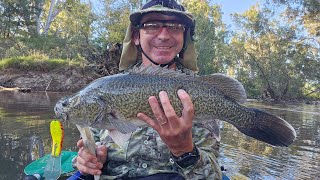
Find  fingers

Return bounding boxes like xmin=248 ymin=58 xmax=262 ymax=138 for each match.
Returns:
xmin=76 ymin=142 xmax=107 ymax=175
xmin=96 ymin=145 xmax=107 ymax=164
xmin=77 ymin=147 xmax=103 ymax=175
xmin=77 ymin=139 xmax=84 ymax=148
xmin=137 ymin=95 xmax=166 ymax=130
xmin=137 ymin=90 xmax=194 ymax=129
xmin=159 ymin=91 xmax=179 ymax=127
xmin=137 ymin=112 xmax=160 ymax=131
xmin=137 ymin=112 xmax=154 ymax=126
xmin=149 ymin=94 xmax=171 ymax=126
xmin=159 ymin=91 xmax=177 ymax=119
xmin=137 ymin=90 xmax=195 ymax=156
xmin=149 ymin=95 xmax=168 ymax=125
xmin=177 ymin=89 xmax=194 ymax=122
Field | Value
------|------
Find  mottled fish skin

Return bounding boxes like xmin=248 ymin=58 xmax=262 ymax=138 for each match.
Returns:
xmin=54 ymin=66 xmax=296 ymax=147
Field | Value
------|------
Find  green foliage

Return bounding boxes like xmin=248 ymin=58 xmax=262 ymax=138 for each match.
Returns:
xmin=103 ymin=0 xmax=134 ymax=45
xmin=106 ymin=8 xmax=130 ymax=44
xmin=230 ymin=2 xmax=319 ymax=100
xmin=182 ymin=0 xmax=228 ymax=75
xmin=0 ymin=53 xmax=82 ymax=72
xmin=269 ymin=0 xmax=320 ymax=36
xmin=0 ymin=0 xmax=43 ymax=37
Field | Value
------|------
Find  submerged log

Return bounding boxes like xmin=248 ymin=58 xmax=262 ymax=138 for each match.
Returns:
xmin=0 ymin=86 xmax=31 ymax=93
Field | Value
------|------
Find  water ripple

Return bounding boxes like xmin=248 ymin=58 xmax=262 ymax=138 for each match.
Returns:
xmin=219 ymin=143 xmax=320 ymax=179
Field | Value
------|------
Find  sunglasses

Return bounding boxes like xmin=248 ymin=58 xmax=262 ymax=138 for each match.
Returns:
xmin=139 ymin=21 xmax=185 ymax=35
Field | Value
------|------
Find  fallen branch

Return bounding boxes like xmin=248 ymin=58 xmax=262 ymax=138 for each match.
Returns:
xmin=45 ymin=78 xmax=53 ymax=92
xmin=305 ymin=88 xmax=320 ymax=96
xmin=0 ymin=86 xmax=31 ymax=93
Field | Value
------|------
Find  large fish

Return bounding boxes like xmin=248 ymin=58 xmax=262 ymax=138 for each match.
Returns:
xmin=54 ymin=65 xmax=296 ymax=147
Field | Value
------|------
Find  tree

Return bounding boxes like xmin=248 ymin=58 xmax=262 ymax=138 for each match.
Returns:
xmin=231 ymin=3 xmax=319 ymax=100
xmin=41 ymin=0 xmax=66 ymax=35
xmin=102 ymin=0 xmax=143 ymax=46
xmin=268 ymin=0 xmax=320 ymax=37
xmin=182 ymin=0 xmax=228 ymax=75
xmin=0 ymin=0 xmax=44 ymax=37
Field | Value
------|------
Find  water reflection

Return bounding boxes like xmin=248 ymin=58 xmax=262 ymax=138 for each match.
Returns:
xmin=0 ymin=91 xmax=79 ymax=179
xmin=219 ymin=100 xmax=320 ymax=179
xmin=0 ymin=91 xmax=319 ymax=179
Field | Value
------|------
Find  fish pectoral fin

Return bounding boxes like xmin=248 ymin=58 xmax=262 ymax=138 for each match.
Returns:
xmin=109 ymin=115 xmax=138 ymax=134
xmin=201 ymin=120 xmax=221 ymax=142
xmin=108 ymin=129 xmax=131 ymax=148
xmin=200 ymin=73 xmax=247 ymax=104
xmin=76 ymin=125 xmax=97 ymax=156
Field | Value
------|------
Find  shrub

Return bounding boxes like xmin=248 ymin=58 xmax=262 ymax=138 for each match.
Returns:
xmin=0 ymin=53 xmax=84 ymax=72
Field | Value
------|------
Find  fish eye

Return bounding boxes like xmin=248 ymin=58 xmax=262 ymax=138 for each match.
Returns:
xmin=61 ymin=100 xmax=68 ymax=107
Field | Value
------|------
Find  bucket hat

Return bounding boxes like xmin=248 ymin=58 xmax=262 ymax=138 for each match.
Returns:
xmin=119 ymin=0 xmax=198 ymax=72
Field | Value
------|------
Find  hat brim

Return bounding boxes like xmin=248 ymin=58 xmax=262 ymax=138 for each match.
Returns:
xmin=130 ymin=6 xmax=194 ymax=27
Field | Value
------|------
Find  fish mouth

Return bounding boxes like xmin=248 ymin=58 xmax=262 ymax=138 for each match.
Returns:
xmin=54 ymin=104 xmax=68 ymax=122
xmin=54 ymin=111 xmax=68 ymax=123
xmin=58 ymin=113 xmax=68 ymax=122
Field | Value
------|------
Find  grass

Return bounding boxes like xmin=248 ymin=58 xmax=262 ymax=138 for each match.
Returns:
xmin=0 ymin=54 xmax=85 ymax=72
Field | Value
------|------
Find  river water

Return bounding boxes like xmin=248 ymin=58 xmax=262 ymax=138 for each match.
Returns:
xmin=0 ymin=91 xmax=319 ymax=179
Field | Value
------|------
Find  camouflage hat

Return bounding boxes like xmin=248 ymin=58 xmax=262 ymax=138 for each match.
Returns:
xmin=119 ymin=0 xmax=198 ymax=72
xmin=130 ymin=0 xmax=194 ymax=28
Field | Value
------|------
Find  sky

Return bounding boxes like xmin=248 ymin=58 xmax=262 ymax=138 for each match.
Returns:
xmin=90 ymin=0 xmax=263 ymax=28
xmin=210 ymin=0 xmax=261 ymax=26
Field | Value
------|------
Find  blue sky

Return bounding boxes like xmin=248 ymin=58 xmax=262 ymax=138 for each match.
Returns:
xmin=210 ymin=0 xmax=261 ymax=25
xmin=90 ymin=0 xmax=262 ymax=27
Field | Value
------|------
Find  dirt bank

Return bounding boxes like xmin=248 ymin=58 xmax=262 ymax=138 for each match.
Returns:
xmin=0 ymin=66 xmax=103 ymax=92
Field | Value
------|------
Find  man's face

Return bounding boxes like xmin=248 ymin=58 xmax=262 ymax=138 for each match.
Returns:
xmin=134 ymin=13 xmax=185 ymax=66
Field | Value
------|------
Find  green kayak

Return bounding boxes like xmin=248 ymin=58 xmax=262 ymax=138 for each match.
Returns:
xmin=24 ymin=151 xmax=77 ymax=178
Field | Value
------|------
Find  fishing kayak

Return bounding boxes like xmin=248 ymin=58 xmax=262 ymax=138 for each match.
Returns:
xmin=24 ymin=151 xmax=77 ymax=179
xmin=24 ymin=151 xmax=230 ymax=180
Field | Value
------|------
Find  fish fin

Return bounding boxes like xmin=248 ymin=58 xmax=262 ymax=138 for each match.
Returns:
xmin=109 ymin=116 xmax=138 ymax=134
xmin=108 ymin=129 xmax=131 ymax=148
xmin=200 ymin=73 xmax=247 ymax=104
xmin=128 ymin=64 xmax=190 ymax=77
xmin=76 ymin=125 xmax=101 ymax=180
xmin=76 ymin=125 xmax=97 ymax=156
xmin=202 ymin=120 xmax=221 ymax=142
xmin=235 ymin=108 xmax=296 ymax=147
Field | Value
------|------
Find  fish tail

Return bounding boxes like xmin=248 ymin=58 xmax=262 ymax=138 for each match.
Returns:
xmin=237 ymin=108 xmax=296 ymax=147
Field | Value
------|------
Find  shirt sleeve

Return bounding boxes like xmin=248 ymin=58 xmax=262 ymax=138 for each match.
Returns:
xmin=174 ymin=122 xmax=222 ymax=180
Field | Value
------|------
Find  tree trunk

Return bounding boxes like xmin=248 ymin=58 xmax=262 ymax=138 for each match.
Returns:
xmin=42 ymin=0 xmax=65 ymax=35
xmin=43 ymin=0 xmax=55 ymax=35
xmin=267 ymin=86 xmax=279 ymax=101
xmin=36 ymin=1 xmax=45 ymax=35
xmin=280 ymin=80 xmax=289 ymax=100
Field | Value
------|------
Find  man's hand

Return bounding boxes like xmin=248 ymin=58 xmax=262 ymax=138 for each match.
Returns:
xmin=75 ymin=139 xmax=107 ymax=175
xmin=137 ymin=89 xmax=194 ymax=157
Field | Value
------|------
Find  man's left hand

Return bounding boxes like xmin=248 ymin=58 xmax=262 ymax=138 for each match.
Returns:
xmin=137 ymin=89 xmax=195 ymax=157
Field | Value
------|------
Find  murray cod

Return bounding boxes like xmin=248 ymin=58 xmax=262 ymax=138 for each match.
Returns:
xmin=54 ymin=65 xmax=296 ymax=147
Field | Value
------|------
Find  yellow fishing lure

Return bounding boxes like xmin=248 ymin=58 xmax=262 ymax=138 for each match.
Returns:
xmin=50 ymin=120 xmax=64 ymax=157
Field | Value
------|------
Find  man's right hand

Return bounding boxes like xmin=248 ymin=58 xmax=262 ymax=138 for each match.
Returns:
xmin=75 ymin=139 xmax=107 ymax=175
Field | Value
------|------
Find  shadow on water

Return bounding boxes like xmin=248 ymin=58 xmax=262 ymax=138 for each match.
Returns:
xmin=0 ymin=91 xmax=319 ymax=179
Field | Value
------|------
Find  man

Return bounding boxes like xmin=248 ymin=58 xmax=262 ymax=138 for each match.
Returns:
xmin=74 ymin=0 xmax=222 ymax=179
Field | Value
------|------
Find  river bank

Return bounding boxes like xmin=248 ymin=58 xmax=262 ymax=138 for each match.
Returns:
xmin=0 ymin=66 xmax=102 ymax=92
xmin=1 ymin=66 xmax=319 ymax=105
